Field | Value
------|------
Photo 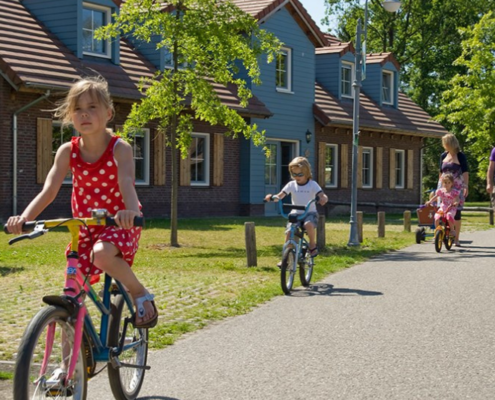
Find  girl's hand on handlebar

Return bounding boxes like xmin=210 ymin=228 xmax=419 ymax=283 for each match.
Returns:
xmin=5 ymin=215 xmax=27 ymax=235
xmin=114 ymin=210 xmax=140 ymax=230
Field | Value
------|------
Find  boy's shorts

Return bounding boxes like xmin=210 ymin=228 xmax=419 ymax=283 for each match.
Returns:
xmin=285 ymin=212 xmax=318 ymax=232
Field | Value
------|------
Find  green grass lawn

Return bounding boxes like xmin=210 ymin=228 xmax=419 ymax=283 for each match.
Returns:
xmin=0 ymin=208 xmax=492 ymax=363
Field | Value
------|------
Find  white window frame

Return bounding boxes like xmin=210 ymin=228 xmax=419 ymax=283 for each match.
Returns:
xmin=265 ymin=143 xmax=278 ymax=186
xmin=341 ymin=62 xmax=354 ymax=98
xmin=129 ymin=128 xmax=150 ymax=186
xmin=163 ymin=48 xmax=188 ymax=69
xmin=382 ymin=70 xmax=394 ymax=105
xmin=395 ymin=149 xmax=405 ymax=189
xmin=361 ymin=147 xmax=374 ymax=189
xmin=276 ymin=47 xmax=293 ymax=93
xmin=325 ymin=144 xmax=339 ymax=188
xmin=82 ymin=3 xmax=111 ymax=58
xmin=190 ymin=133 xmax=210 ymax=187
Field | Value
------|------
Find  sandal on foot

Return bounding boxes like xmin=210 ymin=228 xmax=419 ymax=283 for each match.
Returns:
xmin=309 ymin=247 xmax=318 ymax=257
xmin=46 ymin=368 xmax=72 ymax=396
xmin=134 ymin=292 xmax=158 ymax=329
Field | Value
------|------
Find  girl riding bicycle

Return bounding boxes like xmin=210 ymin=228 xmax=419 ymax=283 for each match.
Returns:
xmin=426 ymin=173 xmax=460 ymax=233
xmin=265 ymin=156 xmax=328 ymax=257
xmin=5 ymin=76 xmax=158 ymax=329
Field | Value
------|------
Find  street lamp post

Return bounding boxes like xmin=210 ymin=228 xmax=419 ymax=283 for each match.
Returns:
xmin=348 ymin=0 xmax=401 ymax=246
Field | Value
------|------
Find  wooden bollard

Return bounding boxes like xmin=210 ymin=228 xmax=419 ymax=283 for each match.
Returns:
xmin=317 ymin=214 xmax=325 ymax=250
xmin=490 ymin=209 xmax=494 ymax=225
xmin=245 ymin=222 xmax=257 ymax=267
xmin=404 ymin=210 xmax=411 ymax=232
xmin=377 ymin=211 xmax=385 ymax=238
xmin=357 ymin=211 xmax=363 ymax=243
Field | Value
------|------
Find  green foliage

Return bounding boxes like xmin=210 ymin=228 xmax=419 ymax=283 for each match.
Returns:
xmin=438 ymin=12 xmax=495 ymax=186
xmin=98 ymin=0 xmax=281 ymax=151
xmin=322 ymin=0 xmax=494 ymax=200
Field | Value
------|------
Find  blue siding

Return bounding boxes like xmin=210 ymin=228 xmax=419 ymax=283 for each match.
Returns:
xmin=315 ymin=53 xmax=339 ymax=96
xmin=23 ymin=0 xmax=79 ymax=54
xmin=23 ymin=0 xmax=119 ymax=61
xmin=362 ymin=64 xmax=381 ymax=104
xmin=241 ymin=7 xmax=316 ymax=204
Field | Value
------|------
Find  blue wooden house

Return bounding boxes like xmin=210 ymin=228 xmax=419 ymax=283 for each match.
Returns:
xmin=0 ymin=0 xmax=447 ymax=221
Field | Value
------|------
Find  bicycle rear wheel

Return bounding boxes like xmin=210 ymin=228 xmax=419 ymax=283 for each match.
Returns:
xmin=281 ymin=248 xmax=297 ymax=295
xmin=299 ymin=247 xmax=314 ymax=287
xmin=13 ymin=305 xmax=87 ymax=400
xmin=107 ymin=294 xmax=148 ymax=400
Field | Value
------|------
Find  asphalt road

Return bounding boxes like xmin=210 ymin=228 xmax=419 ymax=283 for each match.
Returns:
xmin=3 ymin=229 xmax=495 ymax=399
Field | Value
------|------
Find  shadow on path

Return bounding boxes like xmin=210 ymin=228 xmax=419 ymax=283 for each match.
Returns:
xmin=138 ymin=396 xmax=181 ymax=400
xmin=290 ymin=283 xmax=383 ymax=298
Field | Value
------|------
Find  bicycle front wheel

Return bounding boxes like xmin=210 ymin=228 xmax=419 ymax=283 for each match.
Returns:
xmin=434 ymin=229 xmax=444 ymax=253
xmin=13 ymin=305 xmax=87 ymax=400
xmin=107 ymin=294 xmax=148 ymax=400
xmin=299 ymin=248 xmax=314 ymax=287
xmin=281 ymin=248 xmax=297 ymax=295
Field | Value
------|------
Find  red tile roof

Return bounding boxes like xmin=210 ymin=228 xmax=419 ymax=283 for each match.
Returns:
xmin=230 ymin=0 xmax=327 ymax=48
xmin=314 ymin=82 xmax=447 ymax=138
xmin=0 ymin=0 xmax=271 ymax=117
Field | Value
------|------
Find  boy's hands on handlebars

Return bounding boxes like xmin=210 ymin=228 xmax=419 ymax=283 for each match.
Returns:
xmin=264 ymin=194 xmax=280 ymax=202
xmin=114 ymin=209 xmax=141 ymax=230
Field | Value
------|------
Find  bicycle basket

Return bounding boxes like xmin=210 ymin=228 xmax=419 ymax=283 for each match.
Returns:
xmin=417 ymin=205 xmax=437 ymax=225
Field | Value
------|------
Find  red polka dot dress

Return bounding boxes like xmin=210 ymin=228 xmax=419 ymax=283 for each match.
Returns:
xmin=66 ymin=135 xmax=142 ymax=278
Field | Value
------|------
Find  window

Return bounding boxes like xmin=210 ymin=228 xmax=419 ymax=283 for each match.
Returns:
xmin=83 ymin=3 xmax=111 ymax=58
xmin=341 ymin=63 xmax=353 ymax=98
xmin=189 ymin=133 xmax=210 ymax=186
xmin=276 ymin=47 xmax=292 ymax=92
xmin=52 ymin=122 xmax=76 ymax=183
xmin=382 ymin=71 xmax=394 ymax=105
xmin=395 ymin=149 xmax=405 ymax=189
xmin=129 ymin=129 xmax=150 ymax=185
xmin=361 ymin=147 xmax=373 ymax=188
xmin=164 ymin=48 xmax=188 ymax=69
xmin=265 ymin=143 xmax=278 ymax=185
xmin=325 ymin=144 xmax=338 ymax=188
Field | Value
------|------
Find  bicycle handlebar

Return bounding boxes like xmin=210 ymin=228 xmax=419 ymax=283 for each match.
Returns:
xmin=4 ymin=215 xmax=144 ymax=245
xmin=264 ymin=195 xmax=319 ymax=220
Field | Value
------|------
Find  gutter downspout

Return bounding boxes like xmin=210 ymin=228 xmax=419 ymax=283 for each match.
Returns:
xmin=13 ymin=91 xmax=51 ymax=215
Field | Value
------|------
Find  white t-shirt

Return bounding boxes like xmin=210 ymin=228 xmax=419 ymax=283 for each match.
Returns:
xmin=282 ymin=179 xmax=323 ymax=213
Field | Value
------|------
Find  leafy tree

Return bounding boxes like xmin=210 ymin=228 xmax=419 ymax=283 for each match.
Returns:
xmin=322 ymin=0 xmax=494 ymax=199
xmin=99 ymin=0 xmax=280 ymax=246
xmin=437 ymin=12 xmax=495 ymax=193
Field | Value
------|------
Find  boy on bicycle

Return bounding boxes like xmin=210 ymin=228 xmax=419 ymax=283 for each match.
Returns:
xmin=265 ymin=156 xmax=328 ymax=257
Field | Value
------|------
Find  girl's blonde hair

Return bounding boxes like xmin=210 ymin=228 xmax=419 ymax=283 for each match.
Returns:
xmin=288 ymin=156 xmax=312 ymax=179
xmin=442 ymin=133 xmax=461 ymax=154
xmin=53 ymin=76 xmax=114 ymax=125
xmin=441 ymin=173 xmax=454 ymax=184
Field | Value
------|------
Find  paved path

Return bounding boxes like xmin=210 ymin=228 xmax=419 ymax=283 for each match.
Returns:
xmin=4 ymin=229 xmax=495 ymax=399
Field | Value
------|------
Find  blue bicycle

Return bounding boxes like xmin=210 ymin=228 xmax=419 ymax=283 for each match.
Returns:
xmin=268 ymin=196 xmax=318 ymax=295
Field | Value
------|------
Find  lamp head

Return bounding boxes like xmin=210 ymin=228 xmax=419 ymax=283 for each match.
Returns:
xmin=305 ymin=129 xmax=312 ymax=144
xmin=382 ymin=0 xmax=401 ymax=13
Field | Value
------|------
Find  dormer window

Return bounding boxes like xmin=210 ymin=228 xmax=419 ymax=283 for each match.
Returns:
xmin=276 ymin=47 xmax=292 ymax=93
xmin=382 ymin=70 xmax=394 ymax=105
xmin=341 ymin=62 xmax=354 ymax=98
xmin=83 ymin=3 xmax=111 ymax=58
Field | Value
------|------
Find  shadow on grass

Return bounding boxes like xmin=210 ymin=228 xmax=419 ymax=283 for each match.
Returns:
xmin=0 ymin=265 xmax=24 ymax=277
xmin=290 ymin=283 xmax=383 ymax=298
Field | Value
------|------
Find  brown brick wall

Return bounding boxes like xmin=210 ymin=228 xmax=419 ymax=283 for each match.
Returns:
xmin=315 ymin=122 xmax=425 ymax=208
xmin=0 ymin=81 xmax=242 ymax=221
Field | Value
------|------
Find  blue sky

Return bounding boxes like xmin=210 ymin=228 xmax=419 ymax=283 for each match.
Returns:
xmin=299 ymin=0 xmax=327 ymax=30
